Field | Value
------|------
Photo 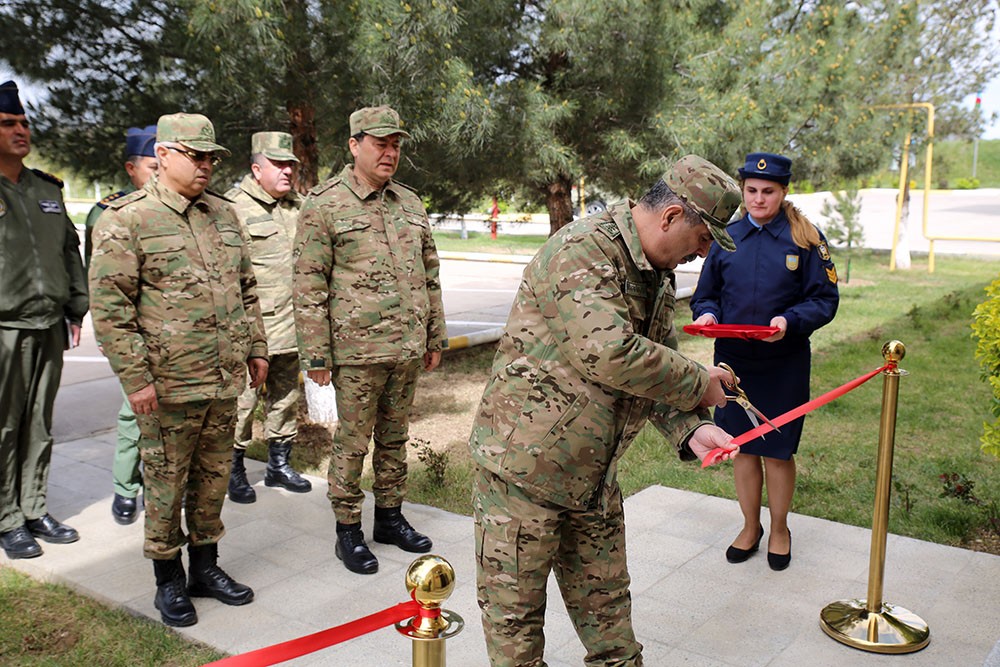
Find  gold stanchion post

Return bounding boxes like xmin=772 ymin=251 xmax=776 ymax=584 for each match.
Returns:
xmin=396 ymin=555 xmax=465 ymax=667
xmin=819 ymin=341 xmax=930 ymax=653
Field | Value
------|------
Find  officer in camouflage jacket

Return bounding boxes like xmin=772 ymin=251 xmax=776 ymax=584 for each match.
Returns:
xmin=90 ymin=113 xmax=268 ymax=628
xmin=294 ymin=106 xmax=445 ymax=575
xmin=471 ymin=155 xmax=743 ymax=666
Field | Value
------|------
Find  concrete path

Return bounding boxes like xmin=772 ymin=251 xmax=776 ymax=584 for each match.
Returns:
xmin=6 ymin=432 xmax=1000 ymax=666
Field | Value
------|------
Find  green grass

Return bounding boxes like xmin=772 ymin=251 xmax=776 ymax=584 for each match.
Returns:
xmin=0 ymin=566 xmax=225 ymax=666
xmin=432 ymin=230 xmax=548 ymax=255
xmin=865 ymin=138 xmax=1000 ymax=189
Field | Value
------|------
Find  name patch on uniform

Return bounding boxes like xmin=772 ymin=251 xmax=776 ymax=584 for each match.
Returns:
xmin=623 ymin=280 xmax=647 ymax=297
xmin=817 ymin=242 xmax=831 ymax=261
xmin=785 ymin=254 xmax=799 ymax=271
xmin=0 ymin=199 xmax=6 ymax=217
xmin=826 ymin=266 xmax=838 ymax=284
xmin=38 ymin=199 xmax=63 ymax=214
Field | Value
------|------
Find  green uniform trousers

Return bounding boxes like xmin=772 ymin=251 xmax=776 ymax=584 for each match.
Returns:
xmin=474 ymin=467 xmax=643 ymax=667
xmin=112 ymin=385 xmax=141 ymax=497
xmin=135 ymin=398 xmax=236 ymax=560
xmin=328 ymin=359 xmax=421 ymax=524
xmin=0 ymin=324 xmax=64 ymax=533
xmin=234 ymin=352 xmax=300 ymax=449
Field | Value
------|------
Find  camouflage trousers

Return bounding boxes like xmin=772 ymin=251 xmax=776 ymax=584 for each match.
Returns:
xmin=474 ymin=467 xmax=643 ymax=667
xmin=328 ymin=359 xmax=421 ymax=524
xmin=0 ymin=324 xmax=63 ymax=533
xmin=234 ymin=352 xmax=300 ymax=449
xmin=135 ymin=398 xmax=236 ymax=560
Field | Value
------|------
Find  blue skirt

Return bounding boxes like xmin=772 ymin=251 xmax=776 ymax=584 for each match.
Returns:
xmin=713 ymin=346 xmax=810 ymax=460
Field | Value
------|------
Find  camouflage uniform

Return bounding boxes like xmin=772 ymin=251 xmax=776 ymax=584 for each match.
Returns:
xmin=89 ymin=174 xmax=267 ymax=559
xmin=0 ymin=166 xmax=88 ymax=534
xmin=470 ymin=157 xmax=741 ymax=667
xmin=293 ymin=163 xmax=446 ymax=524
xmin=227 ymin=172 xmax=302 ymax=448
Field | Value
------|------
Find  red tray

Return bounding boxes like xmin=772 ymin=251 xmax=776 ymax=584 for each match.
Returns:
xmin=682 ymin=324 xmax=781 ymax=340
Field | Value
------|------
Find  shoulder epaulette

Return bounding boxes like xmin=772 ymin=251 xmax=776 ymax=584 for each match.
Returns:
xmin=107 ymin=189 xmax=148 ymax=210
xmin=97 ymin=189 xmax=129 ymax=210
xmin=30 ymin=169 xmax=64 ymax=188
xmin=392 ymin=179 xmax=418 ymax=194
xmin=308 ymin=177 xmax=341 ymax=196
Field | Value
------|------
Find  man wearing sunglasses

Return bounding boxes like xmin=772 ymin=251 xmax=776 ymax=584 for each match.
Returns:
xmin=0 ymin=80 xmax=88 ymax=560
xmin=89 ymin=113 xmax=268 ymax=627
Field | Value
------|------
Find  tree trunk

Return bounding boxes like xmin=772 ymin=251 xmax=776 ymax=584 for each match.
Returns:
xmin=544 ymin=173 xmax=574 ymax=236
xmin=287 ymin=101 xmax=319 ymax=191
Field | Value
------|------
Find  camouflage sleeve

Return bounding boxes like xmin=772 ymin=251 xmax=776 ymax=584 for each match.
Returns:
xmin=292 ymin=197 xmax=334 ymax=370
xmin=533 ymin=233 xmax=709 ymax=410
xmin=63 ymin=212 xmax=89 ymax=322
xmin=421 ymin=214 xmax=446 ymax=351
xmin=647 ymin=403 xmax=713 ymax=461
xmin=88 ymin=209 xmax=154 ymax=394
xmin=235 ymin=212 xmax=268 ymax=359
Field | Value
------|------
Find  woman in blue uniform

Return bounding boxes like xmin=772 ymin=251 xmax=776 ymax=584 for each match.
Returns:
xmin=690 ymin=152 xmax=839 ymax=570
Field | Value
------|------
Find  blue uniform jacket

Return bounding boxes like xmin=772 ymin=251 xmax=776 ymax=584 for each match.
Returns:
xmin=690 ymin=211 xmax=839 ymax=361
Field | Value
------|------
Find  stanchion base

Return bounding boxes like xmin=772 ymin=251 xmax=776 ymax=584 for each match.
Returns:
xmin=396 ymin=609 xmax=465 ymax=641
xmin=820 ymin=599 xmax=929 ymax=654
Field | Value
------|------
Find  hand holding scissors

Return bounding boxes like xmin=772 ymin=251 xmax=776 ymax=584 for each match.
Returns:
xmin=718 ymin=362 xmax=781 ymax=435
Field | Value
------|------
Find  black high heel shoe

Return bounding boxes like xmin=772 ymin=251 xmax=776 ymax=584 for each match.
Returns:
xmin=726 ymin=525 xmax=764 ymax=563
xmin=767 ymin=529 xmax=792 ymax=571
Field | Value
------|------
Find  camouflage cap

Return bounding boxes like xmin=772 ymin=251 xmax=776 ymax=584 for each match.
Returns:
xmin=663 ymin=154 xmax=740 ymax=252
xmin=251 ymin=131 xmax=299 ymax=163
xmin=156 ymin=113 xmax=231 ymax=157
xmin=349 ymin=105 xmax=412 ymax=139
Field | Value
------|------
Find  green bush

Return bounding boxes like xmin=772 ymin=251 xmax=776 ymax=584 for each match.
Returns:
xmin=971 ymin=276 xmax=1000 ymax=458
xmin=954 ymin=177 xmax=981 ymax=189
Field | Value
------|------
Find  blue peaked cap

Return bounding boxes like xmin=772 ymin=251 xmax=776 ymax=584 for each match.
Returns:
xmin=125 ymin=125 xmax=157 ymax=159
xmin=738 ymin=152 xmax=792 ymax=186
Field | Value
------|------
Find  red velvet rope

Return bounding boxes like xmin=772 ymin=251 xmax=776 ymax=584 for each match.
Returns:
xmin=202 ymin=599 xmax=420 ymax=667
xmin=702 ymin=363 xmax=892 ymax=468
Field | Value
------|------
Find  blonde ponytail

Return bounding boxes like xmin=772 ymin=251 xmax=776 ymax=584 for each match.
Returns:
xmin=783 ymin=200 xmax=820 ymax=249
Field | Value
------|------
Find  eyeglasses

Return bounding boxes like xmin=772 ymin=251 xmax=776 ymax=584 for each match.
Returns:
xmin=166 ymin=146 xmax=222 ymax=166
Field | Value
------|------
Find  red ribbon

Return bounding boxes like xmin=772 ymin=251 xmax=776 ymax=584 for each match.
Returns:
xmin=702 ymin=363 xmax=892 ymax=468
xmin=202 ymin=599 xmax=420 ymax=667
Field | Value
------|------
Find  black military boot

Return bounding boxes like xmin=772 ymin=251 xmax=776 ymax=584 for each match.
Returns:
xmin=373 ymin=506 xmax=432 ymax=553
xmin=335 ymin=523 xmax=378 ymax=574
xmin=264 ymin=438 xmax=312 ymax=493
xmin=228 ymin=448 xmax=256 ymax=504
xmin=187 ymin=543 xmax=254 ymax=606
xmin=153 ymin=555 xmax=197 ymax=627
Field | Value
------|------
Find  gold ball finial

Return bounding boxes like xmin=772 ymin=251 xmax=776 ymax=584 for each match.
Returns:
xmin=882 ymin=340 xmax=906 ymax=363
xmin=405 ymin=554 xmax=456 ymax=607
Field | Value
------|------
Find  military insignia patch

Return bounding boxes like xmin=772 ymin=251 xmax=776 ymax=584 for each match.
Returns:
xmin=757 ymin=158 xmax=767 ymax=170
xmin=785 ymin=254 xmax=799 ymax=271
xmin=826 ymin=266 xmax=838 ymax=284
xmin=817 ymin=242 xmax=831 ymax=261
xmin=0 ymin=198 xmax=6 ymax=217
xmin=38 ymin=199 xmax=63 ymax=214
xmin=624 ymin=280 xmax=647 ymax=297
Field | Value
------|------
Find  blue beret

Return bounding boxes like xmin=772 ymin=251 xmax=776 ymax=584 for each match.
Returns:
xmin=125 ymin=125 xmax=157 ymax=159
xmin=738 ymin=152 xmax=792 ymax=186
xmin=0 ymin=80 xmax=26 ymax=115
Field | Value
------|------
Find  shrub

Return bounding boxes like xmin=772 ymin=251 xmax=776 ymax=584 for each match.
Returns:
xmin=971 ymin=276 xmax=1000 ymax=458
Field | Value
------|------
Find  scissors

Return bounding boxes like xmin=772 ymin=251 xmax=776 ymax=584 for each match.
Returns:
xmin=718 ymin=363 xmax=780 ymax=435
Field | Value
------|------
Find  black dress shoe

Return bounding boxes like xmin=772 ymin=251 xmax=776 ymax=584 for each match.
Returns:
xmin=26 ymin=514 xmax=79 ymax=544
xmin=335 ymin=527 xmax=379 ymax=574
xmin=0 ymin=525 xmax=43 ymax=559
xmin=768 ymin=529 xmax=792 ymax=571
xmin=726 ymin=525 xmax=764 ymax=564
xmin=112 ymin=493 xmax=138 ymax=525
xmin=373 ymin=508 xmax=432 ymax=553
